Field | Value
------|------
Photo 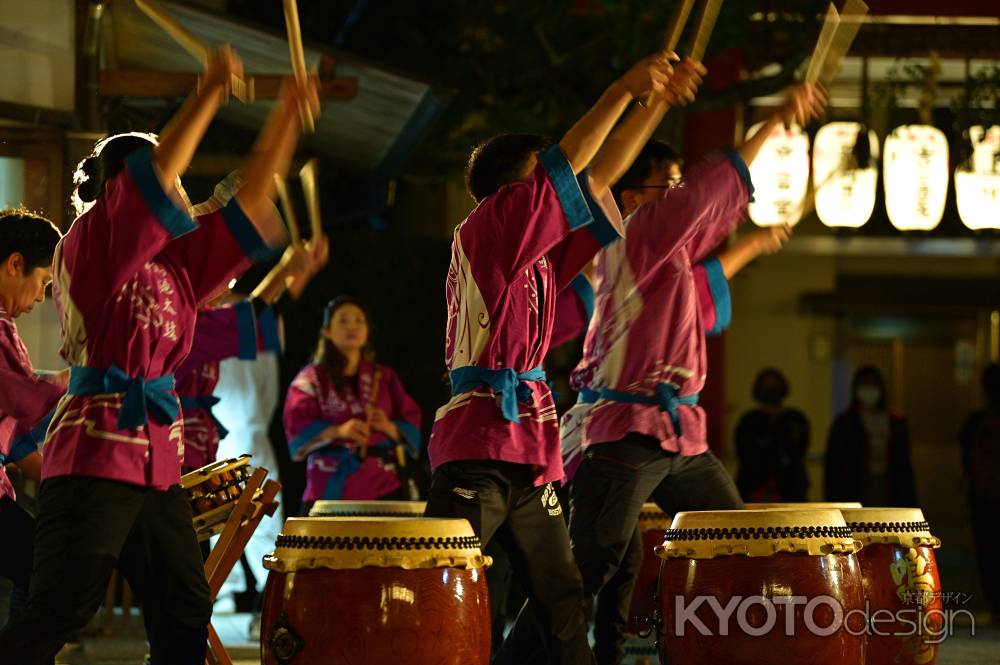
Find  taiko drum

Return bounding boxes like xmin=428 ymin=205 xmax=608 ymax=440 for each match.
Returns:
xmin=261 ymin=517 xmax=492 ymax=665
xmin=656 ymin=509 xmax=866 ymax=665
xmin=841 ymin=507 xmax=944 ymax=665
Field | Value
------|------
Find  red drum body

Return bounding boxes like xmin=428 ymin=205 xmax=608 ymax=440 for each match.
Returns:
xmin=627 ymin=503 xmax=671 ymax=636
xmin=842 ymin=508 xmax=944 ymax=665
xmin=657 ymin=509 xmax=866 ymax=665
xmin=261 ymin=517 xmax=492 ymax=665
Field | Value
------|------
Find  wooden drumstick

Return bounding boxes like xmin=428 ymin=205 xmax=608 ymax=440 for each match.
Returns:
xmin=134 ymin=0 xmax=252 ymax=102
xmin=687 ymin=0 xmax=723 ymax=63
xmin=283 ymin=0 xmax=315 ymax=132
xmin=298 ymin=159 xmax=322 ymax=240
xmin=819 ymin=0 xmax=868 ymax=86
xmin=272 ymin=174 xmax=301 ymax=246
xmin=804 ymin=3 xmax=841 ymax=84
xmin=640 ymin=0 xmax=697 ymax=108
xmin=359 ymin=367 xmax=382 ymax=461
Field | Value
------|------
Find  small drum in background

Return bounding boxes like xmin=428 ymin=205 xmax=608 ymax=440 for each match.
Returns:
xmin=745 ymin=502 xmax=862 ymax=510
xmin=261 ymin=517 xmax=492 ymax=665
xmin=308 ymin=499 xmax=426 ymax=517
xmin=841 ymin=507 xmax=944 ymax=665
xmin=657 ymin=509 xmax=866 ymax=665
xmin=181 ymin=455 xmax=255 ymax=540
xmin=627 ymin=503 xmax=671 ymax=637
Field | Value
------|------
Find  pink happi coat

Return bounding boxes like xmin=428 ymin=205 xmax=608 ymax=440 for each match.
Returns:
xmin=44 ymin=146 xmax=277 ymax=489
xmin=561 ymin=150 xmax=752 ymax=479
xmin=429 ymin=144 xmax=624 ymax=486
xmin=284 ymin=361 xmax=422 ymax=501
xmin=0 ymin=302 xmax=66 ymax=500
xmin=176 ymin=300 xmax=281 ymax=471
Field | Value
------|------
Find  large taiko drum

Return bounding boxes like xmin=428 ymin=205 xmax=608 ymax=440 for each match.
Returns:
xmin=841 ymin=507 xmax=944 ymax=665
xmin=627 ymin=503 xmax=672 ymax=637
xmin=308 ymin=499 xmax=426 ymax=517
xmin=656 ymin=509 xmax=866 ymax=665
xmin=261 ymin=517 xmax=492 ymax=665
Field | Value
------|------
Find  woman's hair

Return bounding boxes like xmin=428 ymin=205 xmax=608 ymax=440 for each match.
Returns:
xmin=851 ymin=365 xmax=888 ymax=411
xmin=465 ymin=133 xmax=552 ymax=203
xmin=314 ymin=296 xmax=375 ymax=397
xmin=0 ymin=208 xmax=62 ymax=272
xmin=752 ymin=367 xmax=789 ymax=405
xmin=72 ymin=132 xmax=158 ymax=216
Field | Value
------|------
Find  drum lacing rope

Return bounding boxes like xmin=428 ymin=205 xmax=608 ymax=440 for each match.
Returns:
xmin=274 ymin=534 xmax=484 ymax=550
xmin=846 ymin=521 xmax=931 ymax=533
xmin=662 ymin=525 xmax=854 ymax=540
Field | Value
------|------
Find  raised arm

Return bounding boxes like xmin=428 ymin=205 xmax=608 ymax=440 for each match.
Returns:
xmin=236 ymin=78 xmax=321 ymax=239
xmin=559 ymin=54 xmax=678 ymax=175
xmin=153 ymin=46 xmax=242 ymax=184
xmin=739 ymin=83 xmax=827 ymax=167
xmin=587 ymin=58 xmax=705 ymax=192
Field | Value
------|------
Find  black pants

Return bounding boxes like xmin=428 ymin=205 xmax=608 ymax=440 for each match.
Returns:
xmin=0 ymin=496 xmax=35 ymax=629
xmin=502 ymin=434 xmax=743 ymax=665
xmin=0 ymin=477 xmax=212 ymax=665
xmin=424 ymin=461 xmax=594 ymax=665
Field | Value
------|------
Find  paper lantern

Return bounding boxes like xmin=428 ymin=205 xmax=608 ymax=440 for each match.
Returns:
xmin=956 ymin=125 xmax=1000 ymax=230
xmin=883 ymin=125 xmax=949 ymax=231
xmin=747 ymin=122 xmax=810 ymax=227
xmin=813 ymin=122 xmax=879 ymax=228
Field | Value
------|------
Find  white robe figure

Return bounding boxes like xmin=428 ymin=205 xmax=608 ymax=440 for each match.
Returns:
xmin=212 ymin=351 xmax=283 ymax=604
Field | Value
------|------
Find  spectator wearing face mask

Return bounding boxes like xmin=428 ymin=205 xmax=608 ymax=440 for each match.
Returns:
xmin=824 ymin=365 xmax=916 ymax=506
xmin=735 ymin=368 xmax=810 ymax=502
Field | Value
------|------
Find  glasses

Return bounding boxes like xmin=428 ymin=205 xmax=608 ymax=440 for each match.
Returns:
xmin=633 ymin=177 xmax=685 ymax=190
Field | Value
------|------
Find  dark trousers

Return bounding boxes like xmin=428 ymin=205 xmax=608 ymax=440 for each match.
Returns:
xmin=586 ymin=437 xmax=742 ymax=664
xmin=0 ymin=477 xmax=212 ymax=665
xmin=501 ymin=434 xmax=743 ymax=665
xmin=0 ymin=496 xmax=35 ymax=629
xmin=424 ymin=461 xmax=594 ymax=665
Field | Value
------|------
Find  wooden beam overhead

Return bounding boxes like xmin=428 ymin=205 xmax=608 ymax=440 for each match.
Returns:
xmin=99 ymin=70 xmax=359 ymax=101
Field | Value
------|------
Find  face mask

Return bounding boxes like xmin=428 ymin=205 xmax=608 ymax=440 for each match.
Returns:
xmin=758 ymin=387 xmax=785 ymax=407
xmin=856 ymin=386 xmax=882 ymax=407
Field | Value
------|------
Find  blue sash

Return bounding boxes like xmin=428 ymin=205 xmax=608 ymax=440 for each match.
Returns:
xmin=449 ymin=366 xmax=547 ymax=424
xmin=69 ymin=365 xmax=179 ymax=430
xmin=179 ymin=395 xmax=229 ymax=440
xmin=597 ymin=384 xmax=699 ymax=437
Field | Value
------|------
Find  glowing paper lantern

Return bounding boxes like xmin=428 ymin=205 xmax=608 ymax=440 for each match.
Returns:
xmin=747 ymin=122 xmax=810 ymax=227
xmin=812 ymin=122 xmax=879 ymax=228
xmin=883 ymin=125 xmax=949 ymax=231
xmin=955 ymin=125 xmax=1000 ymax=230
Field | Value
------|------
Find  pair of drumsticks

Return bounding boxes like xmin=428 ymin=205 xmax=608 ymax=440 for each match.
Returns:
xmin=645 ymin=0 xmax=867 ymax=107
xmin=357 ymin=370 xmax=410 ymax=471
xmin=135 ymin=0 xmax=323 ymax=249
xmin=135 ymin=0 xmax=316 ymax=130
xmin=805 ymin=0 xmax=869 ymax=88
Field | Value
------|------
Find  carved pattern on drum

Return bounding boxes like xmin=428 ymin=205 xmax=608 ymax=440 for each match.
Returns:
xmin=860 ymin=544 xmax=944 ymax=665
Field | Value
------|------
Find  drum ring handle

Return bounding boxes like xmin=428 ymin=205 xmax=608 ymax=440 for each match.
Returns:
xmin=268 ymin=611 xmax=305 ymax=664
